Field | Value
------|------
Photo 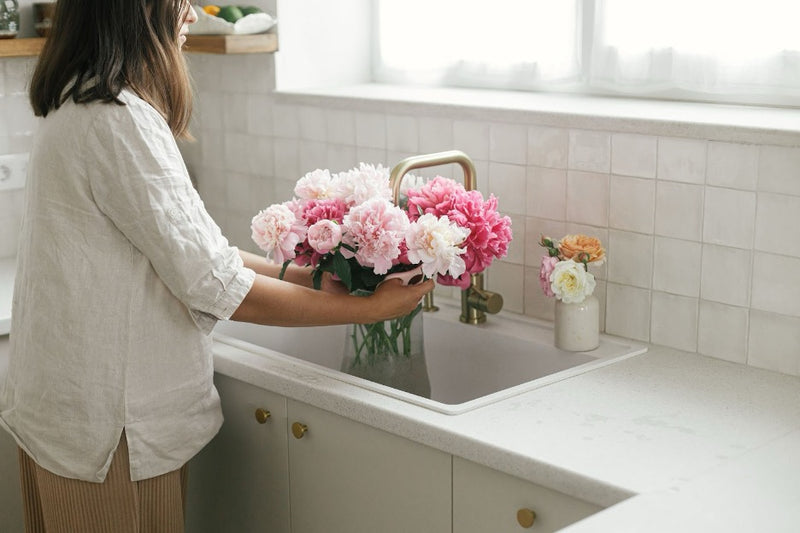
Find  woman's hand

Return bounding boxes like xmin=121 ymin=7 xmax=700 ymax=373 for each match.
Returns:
xmin=319 ymin=272 xmax=350 ymax=295
xmin=367 ymin=278 xmax=435 ymax=322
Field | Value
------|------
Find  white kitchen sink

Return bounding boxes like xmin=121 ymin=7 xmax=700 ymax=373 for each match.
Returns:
xmin=213 ymin=299 xmax=646 ymax=415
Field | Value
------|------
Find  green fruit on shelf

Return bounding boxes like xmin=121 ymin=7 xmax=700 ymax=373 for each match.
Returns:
xmin=239 ymin=6 xmax=263 ymax=16
xmin=216 ymin=5 xmax=244 ymax=23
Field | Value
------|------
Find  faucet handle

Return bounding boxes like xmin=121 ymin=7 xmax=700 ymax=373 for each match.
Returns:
xmin=467 ymin=286 xmax=504 ymax=314
xmin=460 ymin=272 xmax=504 ymax=324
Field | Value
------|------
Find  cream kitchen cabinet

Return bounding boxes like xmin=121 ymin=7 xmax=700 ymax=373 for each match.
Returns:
xmin=286 ymin=399 xmax=451 ymax=533
xmin=453 ymin=457 xmax=601 ymax=532
xmin=187 ymin=375 xmax=451 ymax=533
xmin=186 ymin=374 xmax=291 ymax=533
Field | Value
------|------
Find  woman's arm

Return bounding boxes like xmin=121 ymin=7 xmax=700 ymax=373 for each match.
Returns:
xmin=230 ymin=274 xmax=434 ymax=327
xmin=239 ymin=249 xmax=349 ymax=294
xmin=239 ymin=250 xmax=313 ymax=287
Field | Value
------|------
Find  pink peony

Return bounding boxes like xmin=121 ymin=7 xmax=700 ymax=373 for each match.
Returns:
xmin=405 ymin=177 xmax=512 ymax=287
xmin=437 ymin=191 xmax=512 ymax=287
xmin=341 ymin=198 xmax=410 ymax=275
xmin=539 ymin=255 xmax=559 ymax=297
xmin=405 ymin=176 xmax=465 ymax=221
xmin=250 ymin=203 xmax=308 ymax=264
xmin=307 ymin=220 xmax=342 ymax=254
xmin=288 ymin=198 xmax=348 ymax=267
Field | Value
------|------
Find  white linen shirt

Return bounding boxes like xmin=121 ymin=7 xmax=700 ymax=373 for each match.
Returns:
xmin=0 ymin=89 xmax=255 ymax=482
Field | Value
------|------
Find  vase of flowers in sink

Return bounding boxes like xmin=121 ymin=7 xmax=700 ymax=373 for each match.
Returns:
xmin=539 ymin=234 xmax=605 ymax=352
xmin=251 ymin=163 xmax=512 ymax=397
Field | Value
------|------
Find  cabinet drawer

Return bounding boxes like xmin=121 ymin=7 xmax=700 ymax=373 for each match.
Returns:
xmin=186 ymin=374 xmax=290 ymax=533
xmin=453 ymin=457 xmax=601 ymax=532
xmin=288 ymin=400 xmax=451 ymax=533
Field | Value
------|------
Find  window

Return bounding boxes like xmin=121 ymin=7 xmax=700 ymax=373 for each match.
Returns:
xmin=374 ymin=0 xmax=800 ymax=107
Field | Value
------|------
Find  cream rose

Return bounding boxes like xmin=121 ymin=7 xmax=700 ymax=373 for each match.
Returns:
xmin=549 ymin=259 xmax=596 ymax=303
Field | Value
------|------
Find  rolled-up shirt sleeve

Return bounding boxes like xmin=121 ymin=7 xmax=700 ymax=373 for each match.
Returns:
xmin=84 ymin=95 xmax=255 ymax=332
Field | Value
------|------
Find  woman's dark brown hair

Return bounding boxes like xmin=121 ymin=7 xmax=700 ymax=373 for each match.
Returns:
xmin=29 ymin=0 xmax=193 ymax=139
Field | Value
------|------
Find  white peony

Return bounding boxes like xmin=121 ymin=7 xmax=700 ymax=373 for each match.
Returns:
xmin=405 ymin=213 xmax=470 ymax=278
xmin=549 ymin=259 xmax=596 ymax=304
xmin=294 ymin=168 xmax=335 ymax=200
xmin=331 ymin=163 xmax=392 ymax=206
xmin=399 ymin=172 xmax=425 ymax=198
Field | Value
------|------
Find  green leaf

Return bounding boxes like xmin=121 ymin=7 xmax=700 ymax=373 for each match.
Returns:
xmin=279 ymin=260 xmax=291 ymax=280
xmin=312 ymin=269 xmax=323 ymax=290
xmin=333 ymin=252 xmax=353 ymax=291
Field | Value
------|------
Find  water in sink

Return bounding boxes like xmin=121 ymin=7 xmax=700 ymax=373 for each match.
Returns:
xmin=213 ymin=299 xmax=646 ymax=414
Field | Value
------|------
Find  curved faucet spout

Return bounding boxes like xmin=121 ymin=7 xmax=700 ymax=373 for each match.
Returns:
xmin=389 ymin=150 xmax=477 ymax=203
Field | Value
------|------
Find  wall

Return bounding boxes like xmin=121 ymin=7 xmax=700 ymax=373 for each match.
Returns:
xmin=185 ymin=48 xmax=800 ymax=378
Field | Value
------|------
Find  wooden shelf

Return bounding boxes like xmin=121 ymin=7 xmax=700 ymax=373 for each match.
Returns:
xmin=0 ymin=37 xmax=45 ymax=58
xmin=184 ymin=33 xmax=277 ymax=54
xmin=0 ymin=34 xmax=277 ymax=58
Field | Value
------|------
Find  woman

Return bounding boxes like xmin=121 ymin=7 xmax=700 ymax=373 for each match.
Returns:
xmin=0 ymin=1 xmax=433 ymax=531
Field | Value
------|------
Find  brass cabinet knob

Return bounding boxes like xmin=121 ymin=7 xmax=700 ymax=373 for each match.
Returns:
xmin=516 ymin=508 xmax=536 ymax=528
xmin=254 ymin=408 xmax=271 ymax=424
xmin=292 ymin=422 xmax=308 ymax=439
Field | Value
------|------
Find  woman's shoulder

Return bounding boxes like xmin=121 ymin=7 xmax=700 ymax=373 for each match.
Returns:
xmin=79 ymin=89 xmax=172 ymax=142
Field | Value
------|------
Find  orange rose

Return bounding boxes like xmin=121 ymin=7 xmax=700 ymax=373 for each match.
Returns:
xmin=558 ymin=234 xmax=605 ymax=265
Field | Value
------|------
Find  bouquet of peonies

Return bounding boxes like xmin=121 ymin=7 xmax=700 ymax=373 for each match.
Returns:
xmin=538 ymin=234 xmax=605 ymax=304
xmin=251 ymin=163 xmax=512 ymax=364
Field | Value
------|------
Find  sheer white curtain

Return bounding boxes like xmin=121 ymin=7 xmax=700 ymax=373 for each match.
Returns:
xmin=375 ymin=0 xmax=581 ymax=90
xmin=375 ymin=0 xmax=800 ymax=106
xmin=591 ymin=0 xmax=800 ymax=105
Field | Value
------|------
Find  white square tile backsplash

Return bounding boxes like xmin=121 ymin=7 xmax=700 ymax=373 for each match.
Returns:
xmin=453 ymin=120 xmax=490 ymax=161
xmin=527 ymin=126 xmax=569 ymax=169
xmin=650 ymin=292 xmax=699 ymax=353
xmin=526 ymin=167 xmax=566 ymax=221
xmin=702 ymin=187 xmax=756 ymax=249
xmin=490 ymin=123 xmax=527 ymax=165
xmin=607 ymin=230 xmax=653 ymax=288
xmin=566 ymin=171 xmax=609 ymax=227
xmin=652 ymin=237 xmax=701 ymax=298
xmin=657 ymin=137 xmax=707 ymax=184
xmin=4 ymin=50 xmax=800 ymax=378
xmin=654 ymin=181 xmax=704 ymax=242
xmin=757 ymin=145 xmax=800 ymax=196
xmin=609 ymin=175 xmax=655 ymax=233
xmin=611 ymin=133 xmax=657 ymax=179
xmin=754 ymin=193 xmax=800 ymax=258
xmin=707 ymin=141 xmax=758 ymax=190
xmin=700 ymin=244 xmax=751 ymax=307
xmin=698 ymin=300 xmax=749 ymax=365
xmin=568 ymin=130 xmax=610 ymax=173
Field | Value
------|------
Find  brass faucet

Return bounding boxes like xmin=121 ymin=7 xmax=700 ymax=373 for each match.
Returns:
xmin=389 ymin=150 xmax=504 ymax=324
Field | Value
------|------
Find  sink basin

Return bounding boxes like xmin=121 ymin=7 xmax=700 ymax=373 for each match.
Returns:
xmin=213 ymin=299 xmax=646 ymax=414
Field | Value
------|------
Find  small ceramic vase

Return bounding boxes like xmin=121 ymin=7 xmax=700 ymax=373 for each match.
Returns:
xmin=554 ymin=294 xmax=600 ymax=352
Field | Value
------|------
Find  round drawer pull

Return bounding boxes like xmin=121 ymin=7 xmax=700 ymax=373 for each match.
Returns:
xmin=292 ymin=422 xmax=308 ymax=439
xmin=516 ymin=508 xmax=536 ymax=528
xmin=254 ymin=408 xmax=271 ymax=424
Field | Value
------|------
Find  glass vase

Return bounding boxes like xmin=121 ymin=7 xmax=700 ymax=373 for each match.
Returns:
xmin=554 ymin=295 xmax=600 ymax=352
xmin=341 ymin=303 xmax=431 ymax=398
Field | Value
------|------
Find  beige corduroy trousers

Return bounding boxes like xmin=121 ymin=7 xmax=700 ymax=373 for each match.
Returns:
xmin=18 ymin=432 xmax=188 ymax=533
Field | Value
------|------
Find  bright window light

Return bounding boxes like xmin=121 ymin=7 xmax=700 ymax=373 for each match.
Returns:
xmin=377 ymin=0 xmax=579 ymax=85
xmin=375 ymin=0 xmax=800 ymax=106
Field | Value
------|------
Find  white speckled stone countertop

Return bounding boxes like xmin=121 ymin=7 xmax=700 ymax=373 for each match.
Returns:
xmin=211 ymin=325 xmax=800 ymax=531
